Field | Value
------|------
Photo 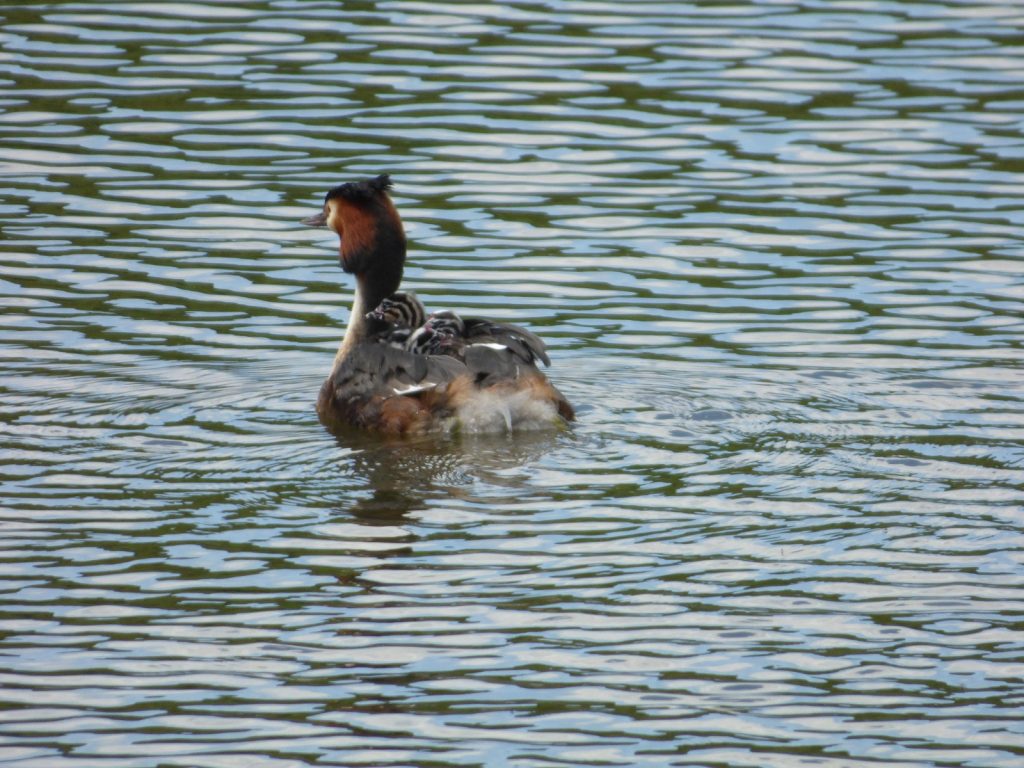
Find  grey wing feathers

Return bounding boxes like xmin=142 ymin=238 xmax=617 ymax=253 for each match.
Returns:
xmin=334 ymin=344 xmax=466 ymax=398
xmin=462 ymin=318 xmax=551 ymax=367
xmin=463 ymin=343 xmax=527 ymax=387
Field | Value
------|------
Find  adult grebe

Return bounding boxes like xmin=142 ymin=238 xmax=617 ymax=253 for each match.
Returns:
xmin=303 ymin=174 xmax=574 ymax=435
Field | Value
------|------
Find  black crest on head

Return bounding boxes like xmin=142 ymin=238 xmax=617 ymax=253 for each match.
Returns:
xmin=325 ymin=174 xmax=393 ymax=204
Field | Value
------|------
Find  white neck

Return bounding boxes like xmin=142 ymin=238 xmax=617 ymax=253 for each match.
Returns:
xmin=332 ymin=277 xmax=369 ymax=371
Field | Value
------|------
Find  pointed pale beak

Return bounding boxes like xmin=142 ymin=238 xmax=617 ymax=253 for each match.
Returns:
xmin=302 ymin=211 xmax=328 ymax=227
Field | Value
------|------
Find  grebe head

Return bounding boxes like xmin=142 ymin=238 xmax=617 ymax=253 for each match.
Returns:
xmin=366 ymin=291 xmax=426 ymax=329
xmin=406 ymin=323 xmax=463 ymax=357
xmin=304 ymin=173 xmax=406 ymax=313
xmin=424 ymin=309 xmax=466 ymax=336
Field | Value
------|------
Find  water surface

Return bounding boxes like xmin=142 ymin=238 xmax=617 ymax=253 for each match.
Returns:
xmin=1 ymin=1 xmax=1023 ymax=766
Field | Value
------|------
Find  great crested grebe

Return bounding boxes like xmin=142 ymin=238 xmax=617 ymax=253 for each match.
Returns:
xmin=303 ymin=174 xmax=574 ymax=435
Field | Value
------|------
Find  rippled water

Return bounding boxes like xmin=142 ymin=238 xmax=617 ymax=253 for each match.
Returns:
xmin=2 ymin=2 xmax=1024 ymax=766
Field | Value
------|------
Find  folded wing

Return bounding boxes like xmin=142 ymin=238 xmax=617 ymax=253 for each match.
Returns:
xmin=462 ymin=319 xmax=551 ymax=367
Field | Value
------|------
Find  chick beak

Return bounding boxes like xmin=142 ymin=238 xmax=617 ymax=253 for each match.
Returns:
xmin=302 ymin=211 xmax=328 ymax=227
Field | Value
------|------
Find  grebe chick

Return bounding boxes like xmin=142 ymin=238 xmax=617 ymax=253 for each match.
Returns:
xmin=366 ymin=292 xmax=426 ymax=349
xmin=410 ymin=309 xmax=551 ymax=368
xmin=407 ymin=318 xmax=465 ymax=358
xmin=303 ymin=174 xmax=574 ymax=435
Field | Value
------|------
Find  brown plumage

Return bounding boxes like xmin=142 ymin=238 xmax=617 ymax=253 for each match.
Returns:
xmin=304 ymin=174 xmax=574 ymax=435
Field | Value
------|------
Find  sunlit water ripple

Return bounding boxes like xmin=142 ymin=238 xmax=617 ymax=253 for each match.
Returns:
xmin=1 ymin=1 xmax=1023 ymax=766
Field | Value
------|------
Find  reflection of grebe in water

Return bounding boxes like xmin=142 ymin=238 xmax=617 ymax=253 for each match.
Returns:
xmin=340 ymin=430 xmax=565 ymax=523
xmin=303 ymin=175 xmax=573 ymax=435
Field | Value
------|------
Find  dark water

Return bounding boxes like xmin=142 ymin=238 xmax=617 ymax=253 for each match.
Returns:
xmin=2 ymin=2 xmax=1023 ymax=766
